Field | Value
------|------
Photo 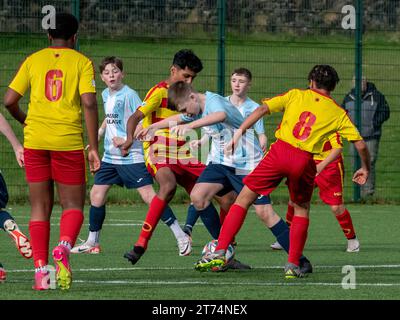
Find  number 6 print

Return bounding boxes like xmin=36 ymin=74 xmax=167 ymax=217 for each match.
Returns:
xmin=45 ymin=69 xmax=63 ymax=101
xmin=292 ymin=111 xmax=316 ymax=141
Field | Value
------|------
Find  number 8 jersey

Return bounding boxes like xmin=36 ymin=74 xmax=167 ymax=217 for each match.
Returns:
xmin=9 ymin=47 xmax=96 ymax=151
xmin=262 ymin=88 xmax=363 ymax=154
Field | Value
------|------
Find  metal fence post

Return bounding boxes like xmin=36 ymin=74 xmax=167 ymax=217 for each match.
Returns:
xmin=353 ymin=0 xmax=363 ymax=202
xmin=217 ymin=0 xmax=226 ymax=95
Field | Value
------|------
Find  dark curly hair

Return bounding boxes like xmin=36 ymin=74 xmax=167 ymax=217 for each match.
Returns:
xmin=308 ymin=65 xmax=340 ymax=92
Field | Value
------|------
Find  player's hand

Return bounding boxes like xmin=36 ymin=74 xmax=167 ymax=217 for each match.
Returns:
xmin=14 ymin=145 xmax=24 ymax=168
xmin=171 ymin=124 xmax=190 ymax=137
xmin=119 ymin=138 xmax=133 ymax=157
xmin=258 ymin=135 xmax=268 ymax=154
xmin=352 ymin=168 xmax=369 ymax=185
xmin=112 ymin=136 xmax=126 ymax=148
xmin=135 ymin=127 xmax=155 ymax=141
xmin=189 ymin=139 xmax=202 ymax=151
xmin=87 ymin=149 xmax=101 ymax=174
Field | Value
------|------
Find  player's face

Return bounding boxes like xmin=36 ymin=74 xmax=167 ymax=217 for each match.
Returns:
xmin=178 ymin=93 xmax=200 ymax=117
xmin=171 ymin=66 xmax=197 ymax=84
xmin=101 ymin=64 xmax=124 ymax=91
xmin=230 ymin=74 xmax=250 ymax=97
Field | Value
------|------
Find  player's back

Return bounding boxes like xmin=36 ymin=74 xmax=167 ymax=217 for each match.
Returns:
xmin=9 ymin=47 xmax=96 ymax=151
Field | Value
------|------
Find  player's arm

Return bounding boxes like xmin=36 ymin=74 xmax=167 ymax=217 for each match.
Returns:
xmin=0 ymin=112 xmax=24 ymax=167
xmin=316 ymin=148 xmax=342 ymax=175
xmin=98 ymin=118 xmax=107 ymax=141
xmin=117 ymin=109 xmax=145 ymax=155
xmin=3 ymin=88 xmax=26 ymax=125
xmin=351 ymin=139 xmax=371 ymax=185
xmin=257 ymin=133 xmax=267 ymax=153
xmin=171 ymin=112 xmax=226 ymax=136
xmin=81 ymin=92 xmax=100 ymax=174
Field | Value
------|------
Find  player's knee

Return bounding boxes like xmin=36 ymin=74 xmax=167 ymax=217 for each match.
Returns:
xmin=190 ymin=194 xmax=208 ymax=211
xmin=158 ymin=183 xmax=176 ymax=202
xmin=90 ymin=189 xmax=106 ymax=207
xmin=331 ymin=204 xmax=345 ymax=216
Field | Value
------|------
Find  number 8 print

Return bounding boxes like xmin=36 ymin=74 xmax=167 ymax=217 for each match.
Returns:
xmin=292 ymin=111 xmax=316 ymax=141
xmin=45 ymin=69 xmax=63 ymax=101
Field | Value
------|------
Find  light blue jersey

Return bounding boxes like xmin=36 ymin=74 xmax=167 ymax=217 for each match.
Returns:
xmin=225 ymin=95 xmax=265 ymax=134
xmin=181 ymin=91 xmax=263 ymax=172
xmin=101 ymin=85 xmax=144 ymax=165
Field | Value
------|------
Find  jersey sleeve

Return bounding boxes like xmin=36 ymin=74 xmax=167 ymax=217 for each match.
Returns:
xmin=337 ymin=113 xmax=363 ymax=142
xmin=79 ymin=58 xmax=96 ymax=95
xmin=8 ymin=58 xmax=30 ymax=96
xmin=261 ymin=90 xmax=292 ymax=114
xmin=328 ymin=132 xmax=343 ymax=149
xmin=137 ymin=87 xmax=163 ymax=117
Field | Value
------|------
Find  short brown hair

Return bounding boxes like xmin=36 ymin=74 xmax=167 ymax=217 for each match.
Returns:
xmin=231 ymin=67 xmax=252 ymax=81
xmin=308 ymin=65 xmax=339 ymax=92
xmin=167 ymin=81 xmax=193 ymax=111
xmin=99 ymin=56 xmax=123 ymax=73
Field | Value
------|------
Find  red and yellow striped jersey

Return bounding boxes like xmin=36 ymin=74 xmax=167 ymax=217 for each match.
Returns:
xmin=262 ymin=88 xmax=362 ymax=154
xmin=9 ymin=47 xmax=96 ymax=151
xmin=314 ymin=132 xmax=343 ymax=161
xmin=138 ymin=81 xmax=194 ymax=166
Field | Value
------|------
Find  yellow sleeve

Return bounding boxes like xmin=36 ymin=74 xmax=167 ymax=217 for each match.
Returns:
xmin=137 ymin=87 xmax=163 ymax=117
xmin=338 ymin=113 xmax=363 ymax=142
xmin=8 ymin=58 xmax=30 ymax=96
xmin=261 ymin=90 xmax=292 ymax=114
xmin=79 ymin=58 xmax=96 ymax=95
xmin=328 ymin=132 xmax=343 ymax=149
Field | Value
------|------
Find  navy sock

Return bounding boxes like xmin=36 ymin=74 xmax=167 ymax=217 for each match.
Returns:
xmin=0 ymin=210 xmax=13 ymax=230
xmin=160 ymin=205 xmax=177 ymax=227
xmin=89 ymin=205 xmax=106 ymax=232
xmin=198 ymin=203 xmax=221 ymax=239
xmin=270 ymin=219 xmax=290 ymax=253
xmin=184 ymin=204 xmax=200 ymax=234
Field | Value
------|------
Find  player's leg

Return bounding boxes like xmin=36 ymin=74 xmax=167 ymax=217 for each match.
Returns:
xmin=51 ymin=150 xmax=86 ymax=290
xmin=71 ymin=184 xmax=111 ymax=254
xmin=124 ymin=166 xmax=177 ymax=265
xmin=0 ymin=262 xmax=5 ymax=282
xmin=0 ymin=173 xmax=32 ymax=259
xmin=331 ymin=204 xmax=359 ymax=252
xmin=270 ymin=200 xmax=294 ymax=250
xmin=136 ymin=184 xmax=192 ymax=256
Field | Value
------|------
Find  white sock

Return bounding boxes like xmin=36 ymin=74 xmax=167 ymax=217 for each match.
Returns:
xmin=58 ymin=240 xmax=72 ymax=251
xmin=87 ymin=231 xmax=100 ymax=245
xmin=169 ymin=220 xmax=187 ymax=240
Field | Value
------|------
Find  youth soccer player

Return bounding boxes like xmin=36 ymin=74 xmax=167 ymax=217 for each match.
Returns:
xmin=71 ymin=56 xmax=191 ymax=256
xmin=271 ymin=133 xmax=361 ymax=252
xmin=4 ymin=13 xmax=100 ymax=290
xmin=0 ymin=112 xmax=33 ymax=282
xmin=116 ymin=49 xmax=223 ymax=265
xmin=194 ymin=65 xmax=370 ymax=277
xmin=138 ymin=81 xmax=313 ymax=273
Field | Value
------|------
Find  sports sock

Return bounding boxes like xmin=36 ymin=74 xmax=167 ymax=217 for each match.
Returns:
xmin=216 ymin=204 xmax=248 ymax=251
xmin=219 ymin=207 xmax=228 ymax=225
xmin=169 ymin=219 xmax=187 ymax=240
xmin=198 ymin=203 xmax=221 ymax=239
xmin=59 ymin=209 xmax=84 ymax=248
xmin=29 ymin=220 xmax=50 ymax=268
xmin=89 ymin=205 xmax=106 ymax=232
xmin=136 ymin=196 xmax=167 ymax=249
xmin=286 ymin=204 xmax=295 ymax=227
xmin=58 ymin=240 xmax=72 ymax=251
xmin=335 ymin=209 xmax=356 ymax=239
xmin=184 ymin=204 xmax=200 ymax=235
xmin=288 ymin=215 xmax=309 ymax=266
xmin=160 ymin=205 xmax=177 ymax=226
xmin=0 ymin=210 xmax=13 ymax=230
xmin=87 ymin=231 xmax=100 ymax=245
xmin=269 ymin=218 xmax=290 ymax=252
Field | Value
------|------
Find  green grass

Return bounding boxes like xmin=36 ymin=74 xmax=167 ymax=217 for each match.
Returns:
xmin=1 ymin=203 xmax=400 ymax=300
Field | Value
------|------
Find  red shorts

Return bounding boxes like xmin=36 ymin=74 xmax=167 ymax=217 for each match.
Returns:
xmin=243 ymin=139 xmax=316 ymax=204
xmin=314 ymin=156 xmax=344 ymax=205
xmin=24 ymin=148 xmax=86 ymax=185
xmin=146 ymin=159 xmax=206 ymax=194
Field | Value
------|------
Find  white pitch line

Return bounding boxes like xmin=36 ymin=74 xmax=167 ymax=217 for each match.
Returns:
xmin=7 ymin=264 xmax=400 ymax=273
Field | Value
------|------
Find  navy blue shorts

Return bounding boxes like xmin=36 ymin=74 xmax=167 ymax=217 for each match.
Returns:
xmin=0 ymin=173 xmax=9 ymax=209
xmin=94 ymin=162 xmax=153 ymax=189
xmin=196 ymin=163 xmax=271 ymax=205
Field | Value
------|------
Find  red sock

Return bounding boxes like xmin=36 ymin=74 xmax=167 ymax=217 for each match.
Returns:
xmin=59 ymin=209 xmax=84 ymax=247
xmin=216 ymin=204 xmax=248 ymax=251
xmin=136 ymin=196 xmax=167 ymax=249
xmin=219 ymin=208 xmax=228 ymax=225
xmin=288 ymin=216 xmax=309 ymax=266
xmin=286 ymin=204 xmax=294 ymax=227
xmin=335 ymin=209 xmax=356 ymax=239
xmin=29 ymin=220 xmax=50 ymax=268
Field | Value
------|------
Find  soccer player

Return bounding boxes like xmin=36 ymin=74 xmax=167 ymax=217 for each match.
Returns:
xmin=117 ymin=49 xmax=223 ymax=265
xmin=4 ymin=13 xmax=100 ymax=290
xmin=194 ymin=65 xmax=370 ymax=277
xmin=138 ymin=81 xmax=312 ymax=273
xmin=0 ymin=111 xmax=33 ymax=283
xmin=271 ymin=134 xmax=361 ymax=253
xmin=71 ymin=56 xmax=191 ymax=256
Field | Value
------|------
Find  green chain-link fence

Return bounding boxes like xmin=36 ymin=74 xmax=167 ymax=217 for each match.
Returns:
xmin=0 ymin=0 xmax=399 ymax=204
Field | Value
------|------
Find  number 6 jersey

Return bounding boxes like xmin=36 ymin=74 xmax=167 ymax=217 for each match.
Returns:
xmin=262 ymin=88 xmax=362 ymax=154
xmin=9 ymin=46 xmax=96 ymax=151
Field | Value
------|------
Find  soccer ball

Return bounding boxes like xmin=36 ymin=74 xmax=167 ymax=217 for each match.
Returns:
xmin=201 ymin=239 xmax=235 ymax=262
